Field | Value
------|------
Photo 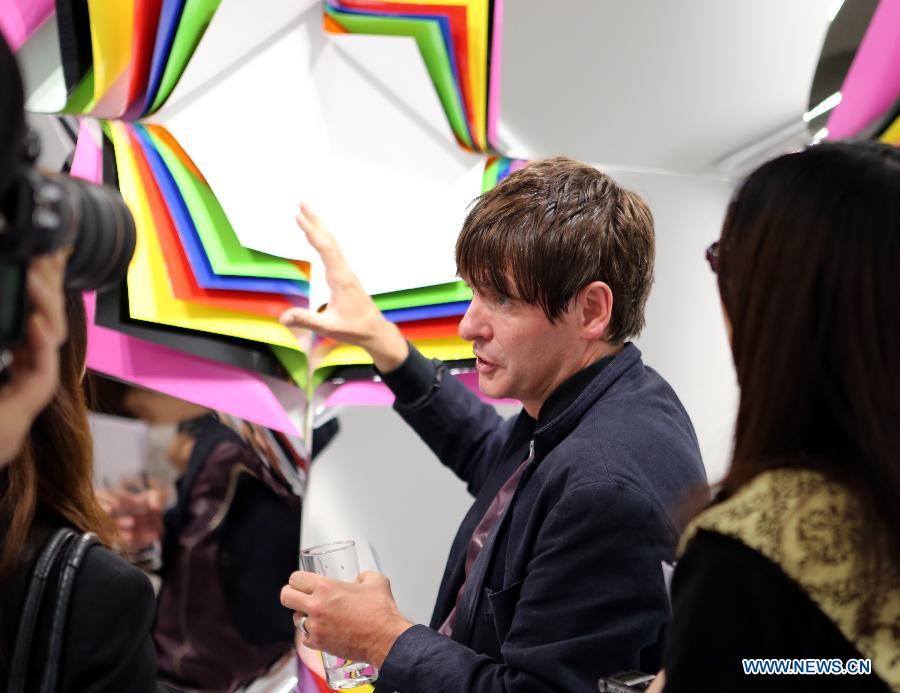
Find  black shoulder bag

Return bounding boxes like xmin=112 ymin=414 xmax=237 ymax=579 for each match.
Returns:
xmin=8 ymin=527 xmax=99 ymax=693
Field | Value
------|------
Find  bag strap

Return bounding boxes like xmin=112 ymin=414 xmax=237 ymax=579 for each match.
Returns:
xmin=40 ymin=532 xmax=99 ymax=693
xmin=8 ymin=528 xmax=77 ymax=693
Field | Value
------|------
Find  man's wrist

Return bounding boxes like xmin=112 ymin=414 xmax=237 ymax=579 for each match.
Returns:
xmin=363 ymin=321 xmax=409 ymax=373
xmin=368 ymin=615 xmax=414 ymax=669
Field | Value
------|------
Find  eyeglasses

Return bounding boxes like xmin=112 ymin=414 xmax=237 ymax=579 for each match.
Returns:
xmin=705 ymin=241 xmax=720 ymax=274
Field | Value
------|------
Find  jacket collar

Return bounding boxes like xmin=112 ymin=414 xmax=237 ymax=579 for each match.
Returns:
xmin=536 ymin=352 xmax=616 ymax=427
xmin=530 ymin=343 xmax=642 ymax=460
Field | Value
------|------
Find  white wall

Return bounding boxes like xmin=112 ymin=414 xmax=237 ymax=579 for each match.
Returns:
xmin=302 ymin=405 xmax=477 ymax=626
xmin=624 ymin=168 xmax=739 ymax=483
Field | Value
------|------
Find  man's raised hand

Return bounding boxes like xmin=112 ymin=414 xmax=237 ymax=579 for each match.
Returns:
xmin=279 ymin=203 xmax=408 ymax=372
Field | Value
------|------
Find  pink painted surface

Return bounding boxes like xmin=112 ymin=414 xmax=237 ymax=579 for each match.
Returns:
xmin=509 ymin=158 xmax=527 ymax=174
xmin=486 ymin=0 xmax=503 ymax=150
xmin=295 ymin=650 xmax=324 ymax=692
xmin=321 ymin=372 xmax=516 ymax=408
xmin=826 ymin=0 xmax=900 ymax=139
xmin=69 ymin=120 xmax=104 ymax=180
xmin=84 ymin=292 xmax=303 ymax=436
xmin=296 ymin=658 xmax=318 ymax=691
xmin=0 ymin=0 xmax=54 ymax=51
xmin=71 ymin=123 xmax=302 ymax=437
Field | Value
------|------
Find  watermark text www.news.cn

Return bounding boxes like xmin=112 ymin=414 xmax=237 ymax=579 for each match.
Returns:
xmin=742 ymin=659 xmax=872 ymax=676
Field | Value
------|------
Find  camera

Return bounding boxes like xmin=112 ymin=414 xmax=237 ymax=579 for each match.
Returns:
xmin=599 ymin=670 xmax=657 ymax=692
xmin=0 ymin=33 xmax=136 ymax=356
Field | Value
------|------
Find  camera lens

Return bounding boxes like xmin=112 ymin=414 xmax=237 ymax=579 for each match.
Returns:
xmin=0 ymin=164 xmax=136 ymax=350
xmin=60 ymin=177 xmax=136 ymax=291
xmin=23 ymin=172 xmax=136 ymax=291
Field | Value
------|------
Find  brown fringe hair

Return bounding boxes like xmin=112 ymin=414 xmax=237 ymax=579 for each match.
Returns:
xmin=455 ymin=157 xmax=655 ymax=343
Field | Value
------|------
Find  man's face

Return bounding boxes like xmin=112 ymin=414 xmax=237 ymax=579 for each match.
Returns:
xmin=458 ymin=284 xmax=585 ymax=416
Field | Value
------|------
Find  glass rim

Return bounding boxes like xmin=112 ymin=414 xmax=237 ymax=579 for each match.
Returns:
xmin=300 ymin=540 xmax=356 ymax=557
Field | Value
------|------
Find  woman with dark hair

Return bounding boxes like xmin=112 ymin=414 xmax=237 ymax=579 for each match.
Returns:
xmin=0 ymin=293 xmax=158 ymax=690
xmin=654 ymin=141 xmax=900 ymax=692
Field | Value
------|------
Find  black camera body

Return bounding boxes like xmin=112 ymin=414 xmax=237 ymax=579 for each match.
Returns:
xmin=0 ymin=33 xmax=136 ymax=357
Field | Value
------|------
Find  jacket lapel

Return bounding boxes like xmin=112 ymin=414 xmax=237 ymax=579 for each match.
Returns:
xmin=429 ymin=415 xmax=533 ymax=629
xmin=451 ymin=441 xmax=535 ymax=643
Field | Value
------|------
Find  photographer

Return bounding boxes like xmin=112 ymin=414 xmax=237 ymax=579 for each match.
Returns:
xmin=0 ymin=293 xmax=158 ymax=690
xmin=0 ymin=33 xmax=157 ymax=690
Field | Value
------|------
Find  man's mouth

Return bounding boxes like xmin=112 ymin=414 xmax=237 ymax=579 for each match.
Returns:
xmin=474 ymin=353 xmax=500 ymax=373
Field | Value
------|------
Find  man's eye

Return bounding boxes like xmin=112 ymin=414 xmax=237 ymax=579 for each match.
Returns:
xmin=495 ymin=294 xmax=509 ymax=306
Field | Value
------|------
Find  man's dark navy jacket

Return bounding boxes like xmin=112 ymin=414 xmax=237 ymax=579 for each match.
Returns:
xmin=376 ymin=343 xmax=707 ymax=692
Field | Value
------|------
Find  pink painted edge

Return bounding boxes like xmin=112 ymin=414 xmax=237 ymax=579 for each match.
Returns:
xmin=296 ymin=656 xmax=318 ymax=692
xmin=509 ymin=158 xmax=527 ymax=174
xmin=0 ymin=0 xmax=54 ymax=51
xmin=486 ymin=0 xmax=503 ymax=150
xmin=320 ymin=374 xmax=517 ymax=408
xmin=85 ymin=292 xmax=303 ymax=437
xmin=826 ymin=0 xmax=900 ymax=139
xmin=70 ymin=119 xmax=103 ymax=181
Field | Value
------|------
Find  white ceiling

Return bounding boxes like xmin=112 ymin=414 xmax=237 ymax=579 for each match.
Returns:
xmin=496 ymin=0 xmax=834 ymax=174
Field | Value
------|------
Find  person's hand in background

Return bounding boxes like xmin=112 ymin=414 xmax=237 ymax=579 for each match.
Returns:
xmin=96 ymin=478 xmax=168 ymax=553
xmin=0 ymin=251 xmax=68 ymax=467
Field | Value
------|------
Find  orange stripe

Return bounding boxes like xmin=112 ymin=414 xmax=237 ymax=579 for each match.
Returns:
xmin=323 ymin=14 xmax=348 ymax=33
xmin=144 ymin=124 xmax=209 ymax=185
xmin=291 ymin=259 xmax=312 ymax=278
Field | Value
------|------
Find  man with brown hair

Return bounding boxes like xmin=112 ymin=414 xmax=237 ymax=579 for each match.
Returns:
xmin=280 ymin=157 xmax=706 ymax=692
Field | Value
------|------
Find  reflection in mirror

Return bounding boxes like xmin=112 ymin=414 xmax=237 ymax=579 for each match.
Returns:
xmin=86 ymin=373 xmax=312 ymax=691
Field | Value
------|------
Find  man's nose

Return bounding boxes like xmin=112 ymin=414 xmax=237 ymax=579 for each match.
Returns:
xmin=458 ymin=296 xmax=491 ymax=342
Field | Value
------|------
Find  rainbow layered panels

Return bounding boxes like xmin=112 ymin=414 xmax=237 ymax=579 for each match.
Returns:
xmin=4 ymin=0 xmax=539 ymax=433
xmin=79 ymin=120 xmax=478 ymax=394
xmin=482 ymin=156 xmax=528 ymax=192
xmin=324 ymin=0 xmax=504 ymax=154
xmin=2 ymin=0 xmax=223 ymax=118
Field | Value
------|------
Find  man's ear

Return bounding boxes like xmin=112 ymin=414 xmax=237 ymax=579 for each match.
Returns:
xmin=578 ymin=281 xmax=613 ymax=340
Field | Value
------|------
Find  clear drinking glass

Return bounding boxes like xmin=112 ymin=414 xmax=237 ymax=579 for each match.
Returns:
xmin=103 ymin=473 xmax=163 ymax=571
xmin=299 ymin=540 xmax=379 ymax=690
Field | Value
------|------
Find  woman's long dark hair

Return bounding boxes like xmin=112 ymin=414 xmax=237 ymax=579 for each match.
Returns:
xmin=0 ymin=293 xmax=116 ymax=580
xmin=717 ymin=140 xmax=900 ymax=630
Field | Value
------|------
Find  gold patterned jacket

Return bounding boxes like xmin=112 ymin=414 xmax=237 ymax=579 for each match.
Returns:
xmin=679 ymin=468 xmax=900 ymax=690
